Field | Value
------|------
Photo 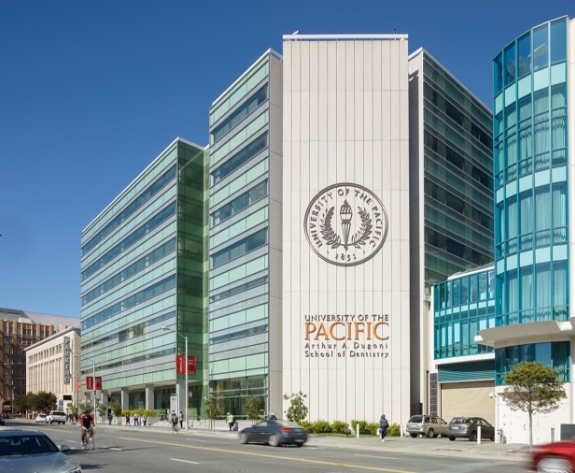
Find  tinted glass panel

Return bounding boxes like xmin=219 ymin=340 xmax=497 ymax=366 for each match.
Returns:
xmin=533 ymin=25 xmax=549 ymax=70
xmin=211 ymin=133 xmax=268 ymax=185
xmin=517 ymin=33 xmax=531 ymax=77
xmin=550 ymin=19 xmax=567 ymax=63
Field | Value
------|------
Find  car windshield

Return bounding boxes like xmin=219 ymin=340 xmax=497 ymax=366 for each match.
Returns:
xmin=408 ymin=416 xmax=423 ymax=423
xmin=0 ymin=435 xmax=59 ymax=456
xmin=450 ymin=418 xmax=468 ymax=424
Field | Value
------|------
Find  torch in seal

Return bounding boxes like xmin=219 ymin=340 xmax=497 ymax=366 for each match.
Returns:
xmin=340 ymin=200 xmax=352 ymax=246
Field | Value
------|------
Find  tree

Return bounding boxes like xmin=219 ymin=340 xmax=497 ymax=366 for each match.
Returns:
xmin=503 ymin=361 xmax=567 ymax=446
xmin=12 ymin=394 xmax=33 ymax=415
xmin=285 ymin=391 xmax=308 ymax=424
xmin=204 ymin=395 xmax=219 ymax=431
xmin=243 ymin=396 xmax=261 ymax=426
xmin=31 ymin=392 xmax=57 ymax=414
xmin=66 ymin=402 xmax=78 ymax=421
xmin=110 ymin=400 xmax=123 ymax=418
xmin=96 ymin=402 xmax=107 ymax=419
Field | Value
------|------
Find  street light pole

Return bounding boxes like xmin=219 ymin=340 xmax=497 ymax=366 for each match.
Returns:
xmin=162 ymin=326 xmax=188 ymax=431
xmin=11 ymin=387 xmax=14 ymax=416
xmin=74 ymin=355 xmax=97 ymax=423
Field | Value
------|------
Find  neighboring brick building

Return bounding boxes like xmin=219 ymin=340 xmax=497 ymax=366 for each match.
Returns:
xmin=0 ymin=308 xmax=80 ymax=413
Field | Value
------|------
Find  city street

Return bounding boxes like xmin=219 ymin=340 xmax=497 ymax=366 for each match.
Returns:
xmin=6 ymin=420 xmax=532 ymax=473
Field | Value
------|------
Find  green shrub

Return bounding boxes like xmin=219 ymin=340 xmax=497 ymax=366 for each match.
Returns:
xmin=366 ymin=422 xmax=380 ymax=435
xmin=331 ymin=420 xmax=349 ymax=434
xmin=351 ymin=419 xmax=368 ymax=434
xmin=299 ymin=420 xmax=312 ymax=430
xmin=387 ymin=423 xmax=401 ymax=437
xmin=311 ymin=419 xmax=332 ymax=434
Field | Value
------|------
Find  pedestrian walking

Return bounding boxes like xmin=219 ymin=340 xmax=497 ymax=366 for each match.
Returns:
xmin=108 ymin=413 xmax=113 ymax=425
xmin=125 ymin=413 xmax=130 ymax=426
xmin=379 ymin=414 xmax=389 ymax=442
xmin=142 ymin=414 xmax=147 ymax=427
xmin=227 ymin=412 xmax=235 ymax=431
xmin=179 ymin=411 xmax=184 ymax=429
xmin=170 ymin=411 xmax=179 ymax=433
xmin=268 ymin=413 xmax=277 ymax=420
xmin=134 ymin=413 xmax=139 ymax=426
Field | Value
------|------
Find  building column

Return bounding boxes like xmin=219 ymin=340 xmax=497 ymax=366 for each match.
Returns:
xmin=175 ymin=379 xmax=185 ymax=416
xmin=120 ymin=387 xmax=129 ymax=410
xmin=145 ymin=384 xmax=154 ymax=410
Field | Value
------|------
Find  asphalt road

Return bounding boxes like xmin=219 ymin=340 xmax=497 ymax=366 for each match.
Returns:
xmin=7 ymin=420 xmax=532 ymax=473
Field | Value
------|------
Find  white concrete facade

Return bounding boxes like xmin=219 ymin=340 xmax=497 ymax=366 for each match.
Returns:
xmin=26 ymin=327 xmax=81 ymax=411
xmin=282 ymin=36 xmax=411 ymax=425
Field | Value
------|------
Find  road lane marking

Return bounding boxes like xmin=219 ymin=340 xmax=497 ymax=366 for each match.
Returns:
xmin=355 ymin=454 xmax=399 ymax=460
xmin=119 ymin=437 xmax=416 ymax=473
xmin=110 ymin=447 xmax=122 ymax=451
xmin=171 ymin=458 xmax=199 ymax=465
xmin=65 ymin=440 xmax=78 ymax=443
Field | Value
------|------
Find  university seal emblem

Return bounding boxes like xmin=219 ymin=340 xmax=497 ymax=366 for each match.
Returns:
xmin=304 ymin=183 xmax=388 ymax=266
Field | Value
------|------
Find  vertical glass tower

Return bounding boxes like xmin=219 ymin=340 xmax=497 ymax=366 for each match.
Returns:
xmin=208 ymin=50 xmax=283 ymax=417
xmin=409 ymin=49 xmax=494 ymax=414
xmin=493 ymin=18 xmax=569 ymax=330
xmin=80 ymin=138 xmax=208 ymax=417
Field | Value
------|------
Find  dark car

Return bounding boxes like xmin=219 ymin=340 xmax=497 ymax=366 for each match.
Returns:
xmin=531 ymin=439 xmax=575 ymax=473
xmin=0 ymin=428 xmax=82 ymax=472
xmin=446 ymin=417 xmax=495 ymax=442
xmin=0 ymin=416 xmax=4 ymax=426
xmin=239 ymin=419 xmax=308 ymax=447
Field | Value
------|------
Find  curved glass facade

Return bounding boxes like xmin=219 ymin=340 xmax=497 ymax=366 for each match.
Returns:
xmin=493 ymin=17 xmax=569 ymax=327
xmin=433 ymin=268 xmax=495 ymax=359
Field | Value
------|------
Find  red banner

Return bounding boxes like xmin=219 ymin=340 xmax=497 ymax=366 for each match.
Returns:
xmin=76 ymin=380 xmax=82 ymax=392
xmin=176 ymin=355 xmax=185 ymax=375
xmin=95 ymin=376 xmax=102 ymax=390
xmin=188 ymin=356 xmax=196 ymax=376
xmin=86 ymin=377 xmax=93 ymax=390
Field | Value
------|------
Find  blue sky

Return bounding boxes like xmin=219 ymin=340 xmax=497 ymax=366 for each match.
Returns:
xmin=1 ymin=0 xmax=573 ymax=318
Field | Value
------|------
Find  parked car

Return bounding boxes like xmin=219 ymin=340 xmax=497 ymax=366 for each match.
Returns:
xmin=239 ymin=419 xmax=308 ymax=447
xmin=0 ymin=416 xmax=4 ymax=426
xmin=405 ymin=415 xmax=448 ymax=438
xmin=34 ymin=414 xmax=47 ymax=424
xmin=46 ymin=411 xmax=67 ymax=425
xmin=531 ymin=439 xmax=575 ymax=473
xmin=446 ymin=417 xmax=495 ymax=441
xmin=0 ymin=428 xmax=82 ymax=472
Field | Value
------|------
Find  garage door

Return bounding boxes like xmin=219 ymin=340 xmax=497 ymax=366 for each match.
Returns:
xmin=441 ymin=381 xmax=495 ymax=425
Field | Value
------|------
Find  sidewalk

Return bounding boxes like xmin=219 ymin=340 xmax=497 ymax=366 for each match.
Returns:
xmin=86 ymin=420 xmax=531 ymax=463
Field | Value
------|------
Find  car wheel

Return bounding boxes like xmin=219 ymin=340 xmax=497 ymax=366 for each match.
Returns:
xmin=427 ymin=429 xmax=434 ymax=438
xmin=449 ymin=436 xmax=455 ymax=441
xmin=239 ymin=433 xmax=249 ymax=444
xmin=409 ymin=433 xmax=417 ymax=438
xmin=296 ymin=443 xmax=303 ymax=448
xmin=50 ymin=421 xmax=53 ymax=425
xmin=469 ymin=431 xmax=477 ymax=442
xmin=537 ymin=456 xmax=573 ymax=473
xmin=268 ymin=434 xmax=279 ymax=447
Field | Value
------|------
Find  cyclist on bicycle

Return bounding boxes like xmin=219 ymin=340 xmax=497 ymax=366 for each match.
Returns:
xmin=80 ymin=410 xmax=95 ymax=447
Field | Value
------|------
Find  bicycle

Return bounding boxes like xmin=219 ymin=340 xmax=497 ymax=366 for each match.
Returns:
xmin=81 ymin=427 xmax=95 ymax=450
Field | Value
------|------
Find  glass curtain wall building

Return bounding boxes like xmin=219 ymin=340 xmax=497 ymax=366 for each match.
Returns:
xmin=208 ymin=50 xmax=283 ymax=418
xmin=476 ymin=16 xmax=572 ymax=444
xmin=409 ymin=49 xmax=494 ymax=415
xmin=80 ymin=138 xmax=208 ymax=418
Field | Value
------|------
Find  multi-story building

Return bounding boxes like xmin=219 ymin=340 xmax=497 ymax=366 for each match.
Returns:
xmin=208 ymin=49 xmax=283 ymax=417
xmin=430 ymin=15 xmax=574 ymax=444
xmin=26 ymin=326 xmax=81 ymax=412
xmin=409 ymin=49 xmax=494 ymax=413
xmin=79 ymin=138 xmax=208 ymax=419
xmin=85 ymin=32 xmax=496 ymax=425
xmin=0 ymin=307 xmax=79 ymax=412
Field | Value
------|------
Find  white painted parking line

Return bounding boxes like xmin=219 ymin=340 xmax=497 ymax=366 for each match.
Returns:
xmin=171 ymin=458 xmax=199 ymax=465
xmin=354 ymin=454 xmax=399 ymax=460
xmin=65 ymin=440 xmax=77 ymax=443
xmin=110 ymin=447 xmax=122 ymax=451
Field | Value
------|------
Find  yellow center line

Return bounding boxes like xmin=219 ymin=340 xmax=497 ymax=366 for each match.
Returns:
xmin=118 ymin=437 xmax=417 ymax=473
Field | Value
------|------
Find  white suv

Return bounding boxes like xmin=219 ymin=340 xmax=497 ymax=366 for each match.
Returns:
xmin=46 ymin=410 xmax=67 ymax=424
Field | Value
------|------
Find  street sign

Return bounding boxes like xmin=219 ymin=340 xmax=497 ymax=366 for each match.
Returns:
xmin=76 ymin=380 xmax=82 ymax=392
xmin=188 ymin=356 xmax=196 ymax=376
xmin=58 ymin=400 xmax=63 ymax=408
xmin=62 ymin=337 xmax=71 ymax=385
xmin=86 ymin=377 xmax=94 ymax=390
xmin=95 ymin=377 xmax=102 ymax=390
xmin=170 ymin=395 xmax=178 ymax=414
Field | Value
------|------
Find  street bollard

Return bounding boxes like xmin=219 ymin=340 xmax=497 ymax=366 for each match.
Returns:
xmin=551 ymin=427 xmax=555 ymax=443
xmin=477 ymin=425 xmax=481 ymax=445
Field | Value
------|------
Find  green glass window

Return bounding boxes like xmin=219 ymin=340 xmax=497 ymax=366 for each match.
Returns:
xmin=504 ymin=42 xmax=516 ymax=86
xmin=533 ymin=24 xmax=549 ymax=70
xmin=550 ymin=19 xmax=567 ymax=63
